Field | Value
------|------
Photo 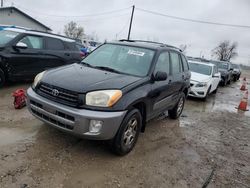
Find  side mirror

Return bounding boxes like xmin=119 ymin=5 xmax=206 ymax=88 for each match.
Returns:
xmin=14 ymin=42 xmax=28 ymax=49
xmin=213 ymin=73 xmax=220 ymax=78
xmin=229 ymin=68 xmax=233 ymax=71
xmin=153 ymin=71 xmax=168 ymax=81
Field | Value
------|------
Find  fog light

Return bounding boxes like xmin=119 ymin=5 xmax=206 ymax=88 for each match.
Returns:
xmin=89 ymin=120 xmax=103 ymax=133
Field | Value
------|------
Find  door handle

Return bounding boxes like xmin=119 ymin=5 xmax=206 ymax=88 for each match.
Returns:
xmin=64 ymin=53 xmax=70 ymax=56
xmin=168 ymin=79 xmax=172 ymax=84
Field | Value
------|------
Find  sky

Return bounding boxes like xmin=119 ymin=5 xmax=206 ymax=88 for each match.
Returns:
xmin=3 ymin=0 xmax=250 ymax=65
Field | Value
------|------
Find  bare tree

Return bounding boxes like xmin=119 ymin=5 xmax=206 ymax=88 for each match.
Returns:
xmin=212 ymin=40 xmax=238 ymax=61
xmin=64 ymin=21 xmax=84 ymax=40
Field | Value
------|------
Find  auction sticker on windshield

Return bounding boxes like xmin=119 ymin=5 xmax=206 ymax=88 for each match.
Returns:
xmin=128 ymin=49 xmax=145 ymax=56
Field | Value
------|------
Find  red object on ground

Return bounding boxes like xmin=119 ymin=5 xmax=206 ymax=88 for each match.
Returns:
xmin=237 ymin=90 xmax=249 ymax=111
xmin=12 ymin=89 xmax=27 ymax=109
xmin=240 ymin=77 xmax=247 ymax=91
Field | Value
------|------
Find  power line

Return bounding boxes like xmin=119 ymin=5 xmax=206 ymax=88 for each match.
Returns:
xmin=14 ymin=3 xmax=131 ymax=18
xmin=136 ymin=7 xmax=250 ymax=29
xmin=33 ymin=13 xmax=130 ymax=23
xmin=116 ymin=17 xmax=131 ymax=38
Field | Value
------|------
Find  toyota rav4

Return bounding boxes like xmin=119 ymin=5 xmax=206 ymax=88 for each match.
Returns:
xmin=27 ymin=40 xmax=191 ymax=155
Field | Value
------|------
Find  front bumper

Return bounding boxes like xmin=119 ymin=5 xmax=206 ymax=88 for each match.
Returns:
xmin=188 ymin=83 xmax=208 ymax=98
xmin=27 ymin=88 xmax=127 ymax=140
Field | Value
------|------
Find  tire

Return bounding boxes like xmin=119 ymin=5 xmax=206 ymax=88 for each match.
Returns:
xmin=0 ymin=69 xmax=5 ymax=88
xmin=110 ymin=108 xmax=142 ymax=156
xmin=233 ymin=76 xmax=237 ymax=82
xmin=220 ymin=80 xmax=226 ymax=87
xmin=168 ymin=92 xmax=185 ymax=119
xmin=227 ymin=79 xmax=231 ymax=85
xmin=203 ymin=86 xmax=211 ymax=101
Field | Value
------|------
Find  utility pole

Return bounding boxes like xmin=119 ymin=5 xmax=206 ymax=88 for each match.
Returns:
xmin=1 ymin=0 xmax=3 ymax=7
xmin=127 ymin=5 xmax=135 ymax=40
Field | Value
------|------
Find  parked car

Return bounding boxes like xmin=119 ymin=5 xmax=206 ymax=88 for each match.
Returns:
xmin=27 ymin=40 xmax=191 ymax=155
xmin=188 ymin=61 xmax=221 ymax=100
xmin=232 ymin=63 xmax=241 ymax=81
xmin=0 ymin=28 xmax=83 ymax=87
xmin=209 ymin=61 xmax=233 ymax=86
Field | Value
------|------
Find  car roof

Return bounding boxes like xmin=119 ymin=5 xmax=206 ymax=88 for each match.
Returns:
xmin=189 ymin=60 xmax=214 ymax=67
xmin=210 ymin=60 xmax=230 ymax=64
xmin=4 ymin=28 xmax=75 ymax=42
xmin=107 ymin=40 xmax=182 ymax=52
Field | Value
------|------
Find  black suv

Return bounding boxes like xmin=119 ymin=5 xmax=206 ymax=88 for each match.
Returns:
xmin=27 ymin=40 xmax=191 ymax=155
xmin=232 ymin=63 xmax=241 ymax=81
xmin=0 ymin=28 xmax=83 ymax=87
xmin=210 ymin=60 xmax=233 ymax=86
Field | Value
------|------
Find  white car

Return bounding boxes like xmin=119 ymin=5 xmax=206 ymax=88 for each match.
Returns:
xmin=188 ymin=61 xmax=221 ymax=99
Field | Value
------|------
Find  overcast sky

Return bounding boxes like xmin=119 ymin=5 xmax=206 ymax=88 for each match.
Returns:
xmin=4 ymin=0 xmax=250 ymax=65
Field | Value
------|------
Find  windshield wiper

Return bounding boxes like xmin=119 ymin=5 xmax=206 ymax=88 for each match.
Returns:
xmin=94 ymin=66 xmax=122 ymax=74
xmin=81 ymin=62 xmax=95 ymax=68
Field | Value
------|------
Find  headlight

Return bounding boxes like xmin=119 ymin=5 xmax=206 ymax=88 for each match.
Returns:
xmin=86 ymin=90 xmax=122 ymax=107
xmin=195 ymin=82 xmax=207 ymax=87
xmin=32 ymin=71 xmax=45 ymax=88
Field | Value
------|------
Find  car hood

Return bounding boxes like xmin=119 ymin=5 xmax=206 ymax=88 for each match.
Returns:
xmin=41 ymin=63 xmax=142 ymax=93
xmin=190 ymin=72 xmax=210 ymax=83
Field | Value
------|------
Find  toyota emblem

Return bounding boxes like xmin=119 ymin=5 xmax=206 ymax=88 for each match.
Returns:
xmin=51 ymin=89 xmax=59 ymax=97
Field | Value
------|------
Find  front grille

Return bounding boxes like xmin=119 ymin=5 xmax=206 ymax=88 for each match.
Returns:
xmin=30 ymin=100 xmax=74 ymax=131
xmin=37 ymin=83 xmax=80 ymax=107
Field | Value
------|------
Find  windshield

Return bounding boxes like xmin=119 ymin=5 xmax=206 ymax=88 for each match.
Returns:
xmin=189 ymin=62 xmax=212 ymax=76
xmin=82 ymin=44 xmax=155 ymax=77
xmin=0 ymin=30 xmax=19 ymax=46
xmin=218 ymin=62 xmax=229 ymax=70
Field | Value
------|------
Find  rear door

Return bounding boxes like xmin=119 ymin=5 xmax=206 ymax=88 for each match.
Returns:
xmin=9 ymin=34 xmax=45 ymax=77
xmin=43 ymin=37 xmax=67 ymax=70
xmin=169 ymin=51 xmax=185 ymax=105
xmin=150 ymin=51 xmax=175 ymax=117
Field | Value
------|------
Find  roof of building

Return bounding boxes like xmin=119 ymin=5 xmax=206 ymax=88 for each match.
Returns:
xmin=0 ymin=6 xmax=51 ymax=31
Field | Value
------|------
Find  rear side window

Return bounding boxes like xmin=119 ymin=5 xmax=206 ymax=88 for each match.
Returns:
xmin=46 ymin=38 xmax=64 ymax=50
xmin=67 ymin=42 xmax=78 ymax=50
xmin=181 ymin=55 xmax=189 ymax=71
xmin=154 ymin=52 xmax=170 ymax=74
xmin=19 ymin=35 xmax=43 ymax=49
xmin=170 ymin=52 xmax=182 ymax=74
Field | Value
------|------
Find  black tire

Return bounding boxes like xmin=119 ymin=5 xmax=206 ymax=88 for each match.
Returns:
xmin=168 ymin=92 xmax=185 ymax=119
xmin=0 ymin=69 xmax=5 ymax=88
xmin=227 ymin=79 xmax=231 ymax=85
xmin=233 ymin=76 xmax=237 ymax=82
xmin=110 ymin=109 xmax=142 ymax=156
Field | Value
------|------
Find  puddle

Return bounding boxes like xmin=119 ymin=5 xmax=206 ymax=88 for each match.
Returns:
xmin=0 ymin=126 xmax=38 ymax=146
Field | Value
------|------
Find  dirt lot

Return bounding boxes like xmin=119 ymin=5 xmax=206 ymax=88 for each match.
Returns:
xmin=0 ymin=71 xmax=250 ymax=188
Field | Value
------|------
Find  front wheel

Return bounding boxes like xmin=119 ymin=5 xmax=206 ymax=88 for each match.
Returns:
xmin=110 ymin=109 xmax=142 ymax=155
xmin=168 ymin=93 xmax=185 ymax=119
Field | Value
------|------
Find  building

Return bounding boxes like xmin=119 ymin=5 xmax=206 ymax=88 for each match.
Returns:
xmin=0 ymin=6 xmax=51 ymax=32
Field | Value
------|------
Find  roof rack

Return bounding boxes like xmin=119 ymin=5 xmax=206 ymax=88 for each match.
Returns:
xmin=119 ymin=39 xmax=182 ymax=52
xmin=28 ymin=29 xmax=75 ymax=41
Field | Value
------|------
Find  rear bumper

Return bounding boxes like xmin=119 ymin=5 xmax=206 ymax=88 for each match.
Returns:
xmin=27 ymin=88 xmax=127 ymax=140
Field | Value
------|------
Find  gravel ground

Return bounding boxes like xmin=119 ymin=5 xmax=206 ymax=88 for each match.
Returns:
xmin=0 ymin=71 xmax=250 ymax=188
